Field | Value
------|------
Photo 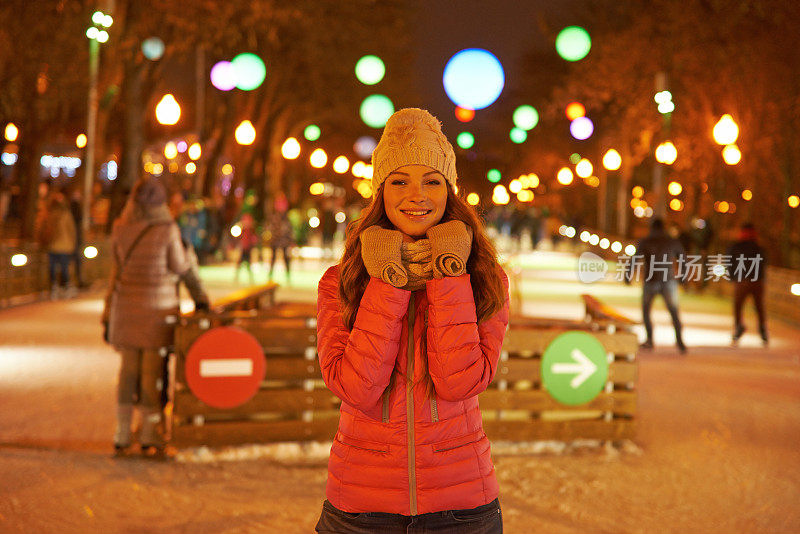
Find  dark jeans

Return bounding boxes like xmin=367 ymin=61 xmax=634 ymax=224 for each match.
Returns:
xmin=72 ymin=248 xmax=84 ymax=285
xmin=269 ymin=246 xmax=291 ymax=277
xmin=48 ymin=253 xmax=72 ymax=288
xmin=642 ymin=280 xmax=683 ymax=345
xmin=315 ymin=498 xmax=502 ymax=533
xmin=734 ymin=281 xmax=766 ymax=338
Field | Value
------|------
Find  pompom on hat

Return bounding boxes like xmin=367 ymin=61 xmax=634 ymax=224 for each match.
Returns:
xmin=371 ymin=108 xmax=457 ymax=199
xmin=133 ymin=178 xmax=167 ymax=207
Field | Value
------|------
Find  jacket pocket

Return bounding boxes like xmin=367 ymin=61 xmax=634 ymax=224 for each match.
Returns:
xmin=335 ymin=431 xmax=390 ymax=453
xmin=432 ymin=429 xmax=484 ymax=453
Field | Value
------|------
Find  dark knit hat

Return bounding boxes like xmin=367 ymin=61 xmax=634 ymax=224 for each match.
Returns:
xmin=134 ymin=178 xmax=167 ymax=207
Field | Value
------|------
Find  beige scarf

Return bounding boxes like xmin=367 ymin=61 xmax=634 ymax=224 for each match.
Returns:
xmin=401 ymin=239 xmax=433 ymax=291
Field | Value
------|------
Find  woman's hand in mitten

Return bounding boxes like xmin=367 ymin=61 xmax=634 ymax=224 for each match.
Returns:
xmin=359 ymin=226 xmax=409 ymax=288
xmin=426 ymin=220 xmax=473 ymax=278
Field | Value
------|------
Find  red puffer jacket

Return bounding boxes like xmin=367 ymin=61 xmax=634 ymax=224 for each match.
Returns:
xmin=317 ymin=265 xmax=509 ymax=515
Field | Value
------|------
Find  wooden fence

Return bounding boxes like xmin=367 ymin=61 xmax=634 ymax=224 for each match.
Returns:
xmin=0 ymin=240 xmax=111 ymax=307
xmin=567 ymin=228 xmax=800 ymax=327
xmin=169 ymin=285 xmax=638 ymax=448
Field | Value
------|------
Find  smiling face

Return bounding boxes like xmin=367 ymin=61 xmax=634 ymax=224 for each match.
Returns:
xmin=382 ymin=164 xmax=448 ymax=238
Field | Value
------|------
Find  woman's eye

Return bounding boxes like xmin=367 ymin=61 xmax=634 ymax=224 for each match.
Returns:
xmin=390 ymin=179 xmax=405 ymax=186
xmin=426 ymin=179 xmax=442 ymax=186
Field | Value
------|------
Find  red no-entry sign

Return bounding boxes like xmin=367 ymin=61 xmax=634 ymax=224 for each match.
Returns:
xmin=185 ymin=326 xmax=266 ymax=409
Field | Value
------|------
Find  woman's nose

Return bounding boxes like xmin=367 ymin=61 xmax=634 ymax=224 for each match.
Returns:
xmin=408 ymin=183 xmax=425 ymax=201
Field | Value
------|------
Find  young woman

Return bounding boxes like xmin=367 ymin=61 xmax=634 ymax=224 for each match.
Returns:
xmin=315 ymin=108 xmax=509 ymax=533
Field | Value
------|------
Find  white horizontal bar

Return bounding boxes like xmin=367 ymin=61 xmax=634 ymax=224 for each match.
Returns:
xmin=199 ymin=359 xmax=254 ymax=378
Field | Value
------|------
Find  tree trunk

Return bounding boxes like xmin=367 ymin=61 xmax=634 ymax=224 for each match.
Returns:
xmin=107 ymin=59 xmax=145 ymax=231
xmin=18 ymin=131 xmax=41 ymax=241
xmin=616 ymin=145 xmax=634 ymax=237
xmin=18 ymin=80 xmax=42 ymax=241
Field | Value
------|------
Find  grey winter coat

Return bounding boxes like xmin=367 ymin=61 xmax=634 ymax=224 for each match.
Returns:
xmin=103 ymin=206 xmax=208 ymax=349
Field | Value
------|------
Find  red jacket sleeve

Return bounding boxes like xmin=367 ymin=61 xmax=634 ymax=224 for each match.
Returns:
xmin=317 ymin=266 xmax=411 ymax=411
xmin=425 ymin=270 xmax=509 ymax=401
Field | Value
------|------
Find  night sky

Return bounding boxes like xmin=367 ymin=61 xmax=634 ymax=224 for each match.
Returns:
xmin=412 ymin=0 xmax=584 ymax=136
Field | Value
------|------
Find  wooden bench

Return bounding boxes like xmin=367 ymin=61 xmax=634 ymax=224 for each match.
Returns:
xmin=581 ymin=293 xmax=638 ymax=330
xmin=207 ymin=282 xmax=279 ymax=314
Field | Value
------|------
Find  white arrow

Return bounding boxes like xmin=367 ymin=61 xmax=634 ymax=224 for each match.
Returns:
xmin=552 ymin=349 xmax=597 ymax=388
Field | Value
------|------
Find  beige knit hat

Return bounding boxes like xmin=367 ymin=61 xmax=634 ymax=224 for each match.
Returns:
xmin=371 ymin=108 xmax=457 ymax=198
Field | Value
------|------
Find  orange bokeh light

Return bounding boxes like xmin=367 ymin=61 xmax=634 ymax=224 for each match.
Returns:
xmin=565 ymin=102 xmax=586 ymax=121
xmin=455 ymin=106 xmax=475 ymax=122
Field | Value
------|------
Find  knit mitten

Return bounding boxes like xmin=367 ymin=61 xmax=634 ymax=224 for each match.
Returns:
xmin=427 ymin=220 xmax=473 ymax=278
xmin=360 ymin=226 xmax=409 ymax=288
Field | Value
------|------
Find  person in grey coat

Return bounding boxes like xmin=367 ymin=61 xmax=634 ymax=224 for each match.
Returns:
xmin=102 ymin=178 xmax=209 ymax=456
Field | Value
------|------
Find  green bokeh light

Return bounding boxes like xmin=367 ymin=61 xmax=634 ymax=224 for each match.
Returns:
xmin=555 ymin=26 xmax=591 ymax=62
xmin=231 ymin=53 xmax=267 ymax=91
xmin=355 ymin=55 xmax=385 ymax=85
xmin=510 ymin=127 xmax=527 ymax=144
xmin=359 ymin=94 xmax=395 ymax=128
xmin=569 ymin=153 xmax=582 ymax=164
xmin=487 ymin=169 xmax=502 ymax=183
xmin=304 ymin=125 xmax=321 ymax=141
xmin=457 ymin=132 xmax=475 ymax=149
xmin=513 ymin=105 xmax=539 ymax=130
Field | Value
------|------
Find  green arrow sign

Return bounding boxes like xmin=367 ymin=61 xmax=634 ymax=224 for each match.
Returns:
xmin=541 ymin=331 xmax=609 ymax=406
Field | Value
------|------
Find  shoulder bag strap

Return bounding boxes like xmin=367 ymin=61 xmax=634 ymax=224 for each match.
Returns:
xmin=113 ymin=222 xmax=169 ymax=283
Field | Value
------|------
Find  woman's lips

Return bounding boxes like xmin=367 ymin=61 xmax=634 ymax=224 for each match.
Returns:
xmin=400 ymin=209 xmax=432 ymax=220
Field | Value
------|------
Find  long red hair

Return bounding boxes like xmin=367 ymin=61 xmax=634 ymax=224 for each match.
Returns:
xmin=338 ymin=184 xmax=506 ymax=330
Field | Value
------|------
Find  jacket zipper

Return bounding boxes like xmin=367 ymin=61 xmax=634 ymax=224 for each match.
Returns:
xmin=406 ymin=293 xmax=417 ymax=515
xmin=382 ymin=370 xmax=394 ymax=423
xmin=426 ymin=310 xmax=439 ymax=423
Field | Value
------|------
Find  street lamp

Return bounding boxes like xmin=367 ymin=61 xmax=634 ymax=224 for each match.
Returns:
xmin=309 ymin=148 xmax=328 ymax=169
xmin=655 ymin=141 xmax=677 ymax=165
xmin=722 ymin=144 xmax=742 ymax=165
xmin=188 ymin=142 xmax=201 ymax=161
xmin=155 ymin=94 xmax=181 ymax=125
xmin=281 ymin=137 xmax=301 ymax=160
xmin=668 ymin=181 xmax=682 ymax=195
xmin=492 ymin=185 xmax=510 ymax=205
xmin=713 ymin=114 xmax=739 ymax=145
xmin=575 ymin=158 xmax=593 ymax=178
xmin=82 ymin=9 xmax=112 ymax=233
xmin=235 ymin=120 xmax=256 ymax=145
xmin=556 ymin=167 xmax=574 ymax=185
xmin=164 ymin=141 xmax=178 ymax=160
xmin=333 ymin=156 xmax=350 ymax=174
xmin=602 ymin=149 xmax=621 ymax=171
xmin=4 ymin=123 xmax=18 ymax=142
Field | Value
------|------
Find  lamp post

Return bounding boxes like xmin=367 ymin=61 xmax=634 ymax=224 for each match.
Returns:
xmin=82 ymin=10 xmax=113 ymax=234
xmin=654 ymin=140 xmax=677 ymax=218
xmin=712 ymin=114 xmax=741 ymax=229
xmin=601 ymin=148 xmax=621 ymax=231
xmin=651 ymin=72 xmax=674 ymax=218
